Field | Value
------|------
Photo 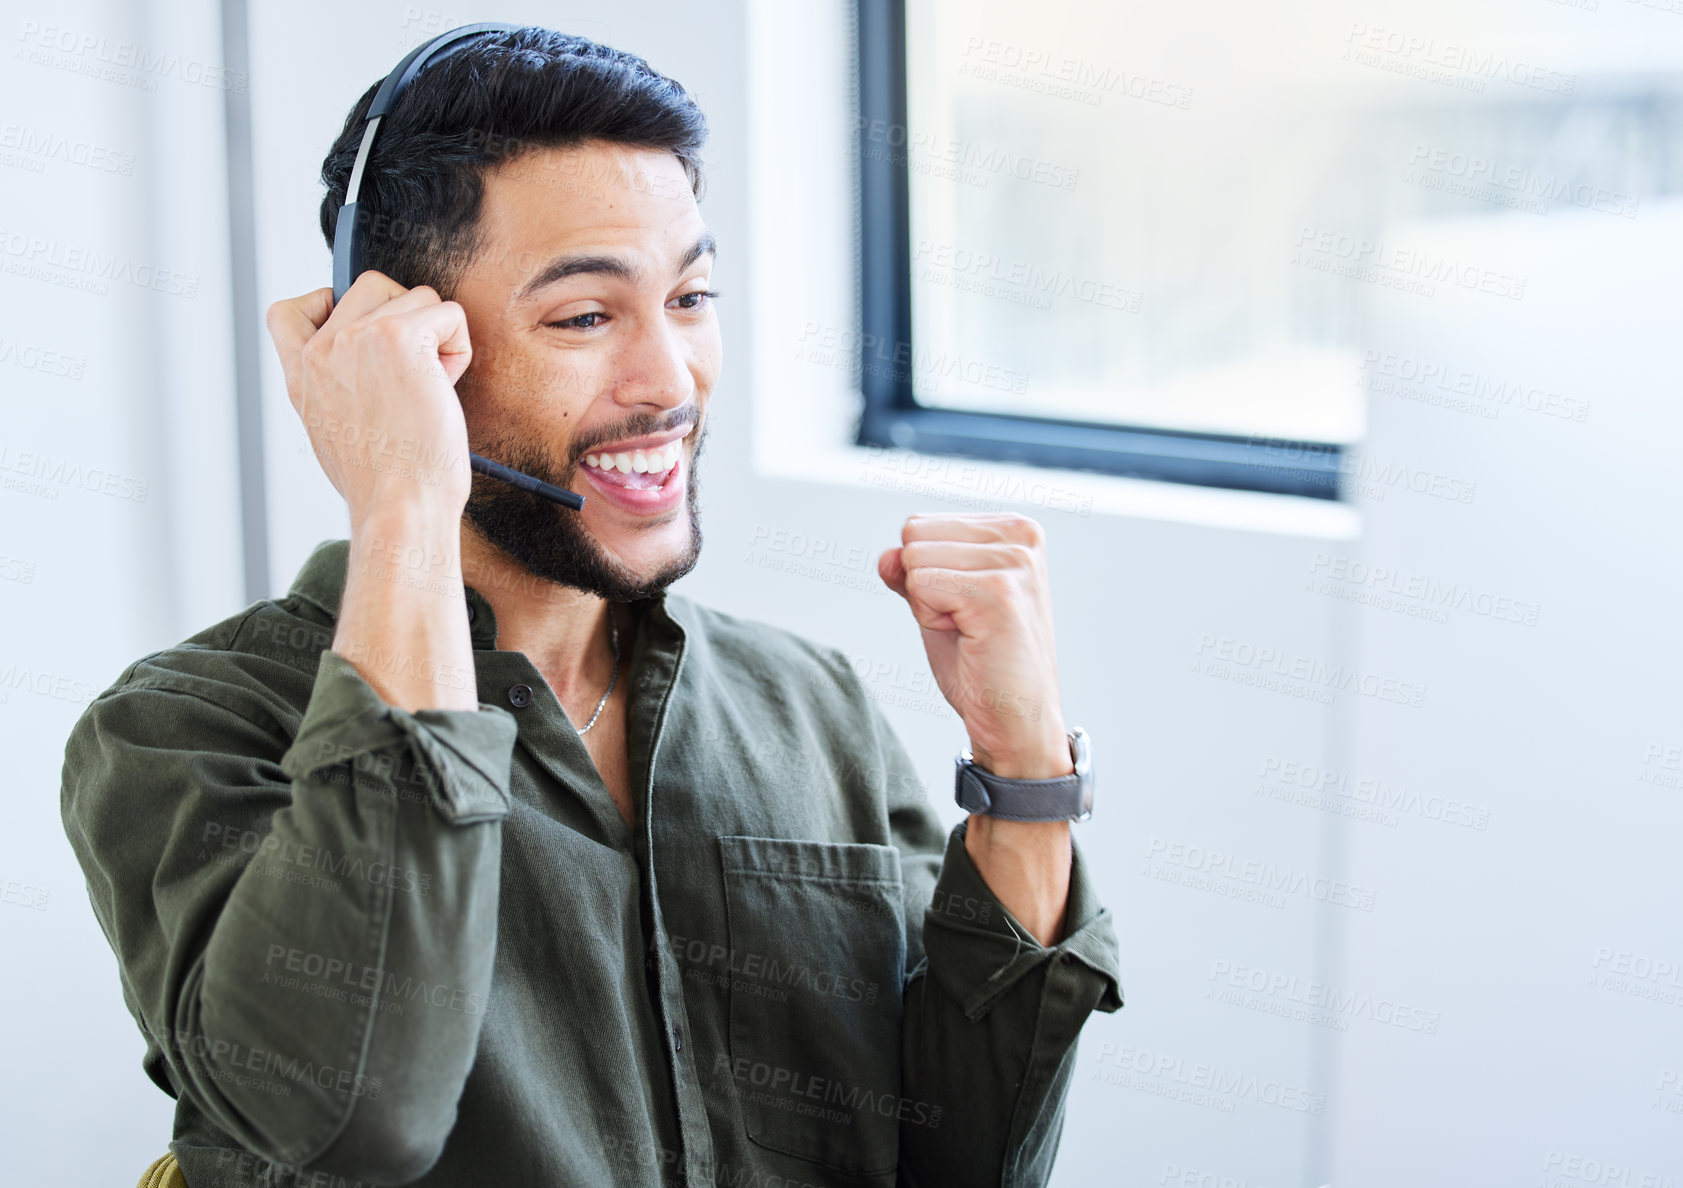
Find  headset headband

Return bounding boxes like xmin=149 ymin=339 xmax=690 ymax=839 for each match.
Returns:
xmin=332 ymin=22 xmax=519 ymax=302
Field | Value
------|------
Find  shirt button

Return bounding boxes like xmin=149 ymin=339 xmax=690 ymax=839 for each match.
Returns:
xmin=672 ymin=1029 xmax=683 ymax=1052
xmin=507 ymin=684 xmax=533 ymax=708
xmin=466 ymin=601 xmax=478 ymax=624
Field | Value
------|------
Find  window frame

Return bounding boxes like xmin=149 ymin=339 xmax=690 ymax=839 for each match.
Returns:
xmin=853 ymin=0 xmax=1346 ymax=501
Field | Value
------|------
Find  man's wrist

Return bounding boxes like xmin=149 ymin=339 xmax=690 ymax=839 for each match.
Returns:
xmin=350 ymin=495 xmax=466 ymax=548
xmin=962 ymin=816 xmax=1072 ymax=946
xmin=967 ymin=720 xmax=1072 ymax=780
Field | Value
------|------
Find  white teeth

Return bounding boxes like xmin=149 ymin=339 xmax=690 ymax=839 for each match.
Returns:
xmin=583 ymin=440 xmax=683 ymax=474
xmin=643 ymin=442 xmax=680 ymax=473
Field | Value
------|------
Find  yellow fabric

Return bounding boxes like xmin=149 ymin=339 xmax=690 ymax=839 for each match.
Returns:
xmin=136 ymin=1152 xmax=188 ymax=1188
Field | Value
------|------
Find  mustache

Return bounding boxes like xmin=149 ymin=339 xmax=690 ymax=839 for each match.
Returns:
xmin=570 ymin=406 xmax=701 ymax=464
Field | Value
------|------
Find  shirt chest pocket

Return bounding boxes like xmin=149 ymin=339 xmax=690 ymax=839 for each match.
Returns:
xmin=716 ymin=835 xmax=907 ymax=1176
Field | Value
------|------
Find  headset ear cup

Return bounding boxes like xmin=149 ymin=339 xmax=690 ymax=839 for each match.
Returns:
xmin=332 ymin=203 xmax=362 ymax=302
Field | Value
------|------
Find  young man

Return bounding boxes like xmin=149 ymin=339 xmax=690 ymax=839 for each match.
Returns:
xmin=61 ymin=27 xmax=1120 ymax=1188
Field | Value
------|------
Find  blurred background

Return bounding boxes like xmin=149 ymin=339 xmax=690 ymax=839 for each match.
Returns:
xmin=2 ymin=0 xmax=1679 ymax=1184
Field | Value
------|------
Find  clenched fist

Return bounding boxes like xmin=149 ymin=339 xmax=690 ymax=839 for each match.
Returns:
xmin=878 ymin=512 xmax=1072 ymax=781
xmin=264 ymin=270 xmax=475 ymax=526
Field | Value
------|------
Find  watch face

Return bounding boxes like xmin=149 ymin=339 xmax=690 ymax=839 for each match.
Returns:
xmin=1069 ymin=727 xmax=1091 ymax=774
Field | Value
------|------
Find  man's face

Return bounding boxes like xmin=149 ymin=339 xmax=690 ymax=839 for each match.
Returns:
xmin=450 ymin=140 xmax=720 ymax=602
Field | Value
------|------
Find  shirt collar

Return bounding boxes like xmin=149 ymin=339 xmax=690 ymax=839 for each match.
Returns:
xmin=286 ymin=538 xmax=688 ymax=652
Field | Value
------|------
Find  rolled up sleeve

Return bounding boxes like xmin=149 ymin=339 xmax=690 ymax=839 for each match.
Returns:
xmin=281 ymin=650 xmax=514 ymax=825
xmin=921 ymin=822 xmax=1121 ymax=1021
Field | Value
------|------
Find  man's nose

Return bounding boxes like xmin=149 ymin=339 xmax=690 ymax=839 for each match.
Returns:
xmin=608 ymin=316 xmax=695 ymax=410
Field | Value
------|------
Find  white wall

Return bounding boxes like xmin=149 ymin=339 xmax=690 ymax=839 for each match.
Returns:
xmin=0 ymin=0 xmax=243 ymax=1181
xmin=1329 ymin=207 xmax=1683 ymax=1186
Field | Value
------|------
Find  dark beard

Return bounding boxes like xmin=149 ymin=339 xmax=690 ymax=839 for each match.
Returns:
xmin=462 ymin=424 xmax=706 ymax=603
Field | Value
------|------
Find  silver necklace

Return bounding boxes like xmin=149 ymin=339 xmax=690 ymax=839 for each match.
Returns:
xmin=576 ymin=608 xmax=620 ymax=736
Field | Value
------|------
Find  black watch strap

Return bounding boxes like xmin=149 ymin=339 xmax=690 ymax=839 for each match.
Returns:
xmin=953 ymin=728 xmax=1093 ymax=822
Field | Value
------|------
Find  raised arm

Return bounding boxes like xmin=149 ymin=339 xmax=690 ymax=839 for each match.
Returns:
xmin=875 ymin=511 xmax=1124 ymax=1185
xmin=60 ymin=272 xmax=511 ymax=1184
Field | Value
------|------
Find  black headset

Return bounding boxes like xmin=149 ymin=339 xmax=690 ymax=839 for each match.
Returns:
xmin=333 ymin=22 xmax=585 ymax=510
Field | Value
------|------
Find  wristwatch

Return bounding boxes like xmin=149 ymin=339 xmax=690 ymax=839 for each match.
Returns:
xmin=954 ymin=727 xmax=1093 ymax=822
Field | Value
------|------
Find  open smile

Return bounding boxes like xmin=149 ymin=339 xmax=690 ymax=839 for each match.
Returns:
xmin=576 ymin=433 xmax=689 ymax=515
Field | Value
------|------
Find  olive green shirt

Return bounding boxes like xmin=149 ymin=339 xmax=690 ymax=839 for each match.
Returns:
xmin=60 ymin=539 xmax=1122 ymax=1187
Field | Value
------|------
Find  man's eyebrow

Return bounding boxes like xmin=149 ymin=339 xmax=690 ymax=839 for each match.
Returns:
xmin=677 ymin=230 xmax=718 ymax=275
xmin=513 ymin=231 xmax=718 ymax=303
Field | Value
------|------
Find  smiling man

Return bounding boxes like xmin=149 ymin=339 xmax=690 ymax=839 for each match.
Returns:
xmin=60 ymin=26 xmax=1120 ymax=1188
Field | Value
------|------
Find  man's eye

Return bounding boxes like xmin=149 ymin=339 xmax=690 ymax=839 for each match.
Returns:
xmin=544 ymin=312 xmax=606 ymax=330
xmin=674 ymin=289 xmax=720 ymax=311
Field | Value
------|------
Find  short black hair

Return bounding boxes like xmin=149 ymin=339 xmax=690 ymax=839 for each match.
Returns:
xmin=318 ymin=27 xmax=708 ymax=297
